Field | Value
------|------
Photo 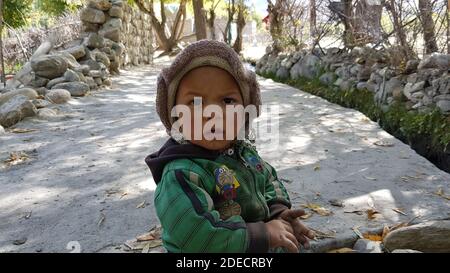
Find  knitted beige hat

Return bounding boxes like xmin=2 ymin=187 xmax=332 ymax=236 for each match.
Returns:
xmin=156 ymin=40 xmax=262 ymax=134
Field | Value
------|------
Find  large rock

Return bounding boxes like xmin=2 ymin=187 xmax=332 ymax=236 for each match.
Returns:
xmin=32 ymin=99 xmax=51 ymax=109
xmin=418 ymin=53 xmax=450 ymax=71
xmin=31 ymin=55 xmax=68 ymax=79
xmin=88 ymin=0 xmax=112 ymax=11
xmin=64 ymin=69 xmax=81 ymax=82
xmin=383 ymin=220 xmax=450 ymax=253
xmin=85 ymin=77 xmax=98 ymax=90
xmin=80 ymin=7 xmax=106 ymax=24
xmin=37 ymin=108 xmax=58 ymax=120
xmin=405 ymin=59 xmax=419 ymax=74
xmin=99 ymin=18 xmax=122 ymax=42
xmin=290 ymin=54 xmax=322 ymax=80
xmin=357 ymin=67 xmax=371 ymax=81
xmin=437 ymin=100 xmax=450 ymax=113
xmin=28 ymin=75 xmax=49 ymax=88
xmin=109 ymin=5 xmax=123 ymax=18
xmin=0 ymin=95 xmax=38 ymax=127
xmin=94 ymin=51 xmax=111 ymax=68
xmin=80 ymin=59 xmax=103 ymax=71
xmin=0 ymin=88 xmax=38 ymax=107
xmin=319 ymin=72 xmax=336 ymax=85
xmin=56 ymin=52 xmax=81 ymax=70
xmin=52 ymin=82 xmax=90 ymax=97
xmin=276 ymin=67 xmax=289 ymax=80
xmin=46 ymin=77 xmax=66 ymax=89
xmin=64 ymin=45 xmax=86 ymax=60
xmin=353 ymin=239 xmax=383 ymax=253
xmin=85 ymin=33 xmax=105 ymax=49
xmin=45 ymin=89 xmax=72 ymax=104
xmin=74 ymin=65 xmax=91 ymax=76
xmin=403 ymin=81 xmax=425 ymax=100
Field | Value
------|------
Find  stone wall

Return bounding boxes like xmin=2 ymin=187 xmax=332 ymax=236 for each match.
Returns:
xmin=256 ymin=47 xmax=450 ymax=115
xmin=0 ymin=0 xmax=154 ymax=130
xmin=121 ymin=4 xmax=154 ymax=67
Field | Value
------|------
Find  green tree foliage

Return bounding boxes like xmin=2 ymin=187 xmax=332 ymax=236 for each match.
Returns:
xmin=3 ymin=0 xmax=33 ymax=28
xmin=35 ymin=0 xmax=81 ymax=17
xmin=2 ymin=0 xmax=82 ymax=29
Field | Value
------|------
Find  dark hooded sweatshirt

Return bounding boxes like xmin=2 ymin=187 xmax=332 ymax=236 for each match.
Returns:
xmin=145 ymin=138 xmax=292 ymax=253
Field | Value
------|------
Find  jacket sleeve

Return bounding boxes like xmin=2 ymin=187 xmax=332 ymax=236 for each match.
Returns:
xmin=154 ymin=168 xmax=269 ymax=253
xmin=262 ymin=161 xmax=292 ymax=220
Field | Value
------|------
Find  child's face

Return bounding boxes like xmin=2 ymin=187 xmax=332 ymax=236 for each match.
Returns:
xmin=175 ymin=66 xmax=244 ymax=151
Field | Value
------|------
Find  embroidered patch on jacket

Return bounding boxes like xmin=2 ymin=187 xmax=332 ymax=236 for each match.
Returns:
xmin=246 ymin=156 xmax=264 ymax=172
xmin=214 ymin=165 xmax=241 ymax=219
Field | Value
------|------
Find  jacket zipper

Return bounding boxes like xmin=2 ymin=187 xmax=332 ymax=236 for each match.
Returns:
xmin=235 ymin=146 xmax=269 ymax=220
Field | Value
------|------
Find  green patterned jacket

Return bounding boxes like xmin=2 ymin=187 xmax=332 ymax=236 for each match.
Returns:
xmin=145 ymin=138 xmax=291 ymax=253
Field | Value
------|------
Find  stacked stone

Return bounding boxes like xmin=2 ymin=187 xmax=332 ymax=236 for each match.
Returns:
xmin=256 ymin=46 xmax=450 ymax=115
xmin=0 ymin=0 xmax=154 ymax=129
xmin=121 ymin=4 xmax=153 ymax=67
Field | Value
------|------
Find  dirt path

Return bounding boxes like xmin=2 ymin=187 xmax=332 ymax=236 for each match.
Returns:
xmin=1 ymin=62 xmax=449 ymax=253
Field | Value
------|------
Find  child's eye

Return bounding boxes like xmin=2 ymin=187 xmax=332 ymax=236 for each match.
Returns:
xmin=223 ymin=98 xmax=236 ymax=104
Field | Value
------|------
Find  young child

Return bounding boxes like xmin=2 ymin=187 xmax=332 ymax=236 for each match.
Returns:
xmin=146 ymin=40 xmax=314 ymax=253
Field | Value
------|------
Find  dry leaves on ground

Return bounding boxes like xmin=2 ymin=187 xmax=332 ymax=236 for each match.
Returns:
xmin=310 ymin=228 xmax=336 ymax=239
xmin=124 ymin=226 xmax=163 ymax=253
xmin=327 ymin=248 xmax=356 ymax=253
xmin=366 ymin=209 xmax=380 ymax=220
xmin=435 ymin=187 xmax=450 ymax=201
xmin=373 ymin=140 xmax=395 ymax=147
xmin=392 ymin=208 xmax=408 ymax=216
xmin=136 ymin=200 xmax=146 ymax=209
xmin=9 ymin=128 xmax=38 ymax=134
xmin=302 ymin=203 xmax=333 ymax=216
xmin=3 ymin=152 xmax=30 ymax=166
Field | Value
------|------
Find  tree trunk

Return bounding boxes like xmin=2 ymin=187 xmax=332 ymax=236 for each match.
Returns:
xmin=418 ymin=0 xmax=439 ymax=54
xmin=135 ymin=0 xmax=187 ymax=53
xmin=268 ymin=0 xmax=284 ymax=53
xmin=233 ymin=0 xmax=246 ymax=53
xmin=207 ymin=9 xmax=216 ymax=40
xmin=224 ymin=0 xmax=235 ymax=44
xmin=0 ymin=0 xmax=5 ymax=87
xmin=309 ymin=0 xmax=316 ymax=41
xmin=193 ymin=0 xmax=207 ymax=40
xmin=447 ymin=0 xmax=450 ymax=54
xmin=342 ymin=0 xmax=355 ymax=48
xmin=384 ymin=0 xmax=414 ymax=59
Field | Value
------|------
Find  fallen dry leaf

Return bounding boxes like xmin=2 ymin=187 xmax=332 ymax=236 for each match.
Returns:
xmin=374 ymin=140 xmax=394 ymax=147
xmin=299 ymin=213 xmax=313 ymax=220
xmin=137 ymin=233 xmax=155 ymax=242
xmin=329 ymin=199 xmax=344 ymax=207
xmin=344 ymin=210 xmax=364 ymax=215
xmin=363 ymin=175 xmax=377 ymax=181
xmin=327 ymin=248 xmax=356 ymax=253
xmin=435 ymin=187 xmax=450 ymax=201
xmin=23 ymin=211 xmax=32 ymax=220
xmin=9 ymin=128 xmax=38 ymax=134
xmin=310 ymin=228 xmax=335 ymax=239
xmin=392 ymin=208 xmax=408 ymax=216
xmin=352 ymin=226 xmax=364 ymax=239
xmin=136 ymin=200 xmax=146 ymax=209
xmin=302 ymin=203 xmax=333 ymax=216
xmin=97 ymin=212 xmax=105 ymax=227
xmin=381 ymin=225 xmax=390 ymax=240
xmin=4 ymin=152 xmax=30 ymax=166
xmin=363 ymin=233 xmax=382 ymax=241
xmin=367 ymin=209 xmax=380 ymax=220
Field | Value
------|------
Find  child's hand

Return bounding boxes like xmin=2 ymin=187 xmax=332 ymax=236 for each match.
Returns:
xmin=265 ymin=219 xmax=299 ymax=253
xmin=278 ymin=209 xmax=315 ymax=249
